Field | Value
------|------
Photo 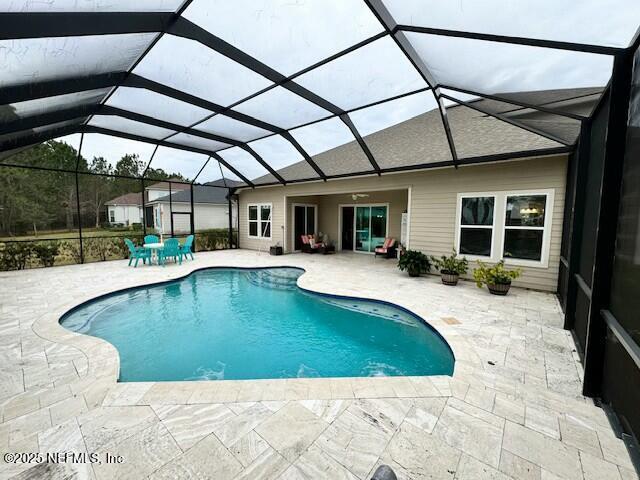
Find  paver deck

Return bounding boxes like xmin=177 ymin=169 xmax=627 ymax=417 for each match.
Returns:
xmin=0 ymin=250 xmax=637 ymax=479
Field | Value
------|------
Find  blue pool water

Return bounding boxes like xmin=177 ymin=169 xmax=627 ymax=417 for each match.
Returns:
xmin=60 ymin=268 xmax=454 ymax=382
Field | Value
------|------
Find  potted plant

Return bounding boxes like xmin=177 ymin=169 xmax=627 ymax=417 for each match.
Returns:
xmin=473 ymin=260 xmax=522 ymax=295
xmin=431 ymin=249 xmax=468 ymax=286
xmin=270 ymin=243 xmax=283 ymax=256
xmin=398 ymin=250 xmax=431 ymax=277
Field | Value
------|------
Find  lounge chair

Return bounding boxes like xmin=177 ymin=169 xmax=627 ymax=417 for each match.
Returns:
xmin=144 ymin=234 xmax=160 ymax=244
xmin=158 ymin=238 xmax=182 ymax=266
xmin=301 ymin=234 xmax=323 ymax=253
xmin=124 ymin=238 xmax=151 ymax=267
xmin=180 ymin=235 xmax=195 ymax=260
xmin=374 ymin=237 xmax=397 ymax=259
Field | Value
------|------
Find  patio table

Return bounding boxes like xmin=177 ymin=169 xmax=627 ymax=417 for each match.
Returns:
xmin=143 ymin=242 xmax=164 ymax=264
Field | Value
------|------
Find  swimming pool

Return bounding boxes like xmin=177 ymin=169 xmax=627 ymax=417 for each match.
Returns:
xmin=60 ymin=267 xmax=454 ymax=382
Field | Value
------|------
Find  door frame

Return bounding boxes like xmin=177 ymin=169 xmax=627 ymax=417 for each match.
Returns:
xmin=291 ymin=203 xmax=318 ymax=252
xmin=337 ymin=203 xmax=390 ymax=254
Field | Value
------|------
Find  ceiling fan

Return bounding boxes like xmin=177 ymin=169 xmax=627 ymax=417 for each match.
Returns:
xmin=351 ymin=193 xmax=370 ymax=201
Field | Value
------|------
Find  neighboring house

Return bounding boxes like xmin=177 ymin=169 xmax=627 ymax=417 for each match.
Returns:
xmin=236 ymin=89 xmax=599 ymax=293
xmin=105 ymin=178 xmax=240 ymax=233
xmin=104 ymin=193 xmax=143 ymax=227
xmin=147 ymin=182 xmax=238 ymax=235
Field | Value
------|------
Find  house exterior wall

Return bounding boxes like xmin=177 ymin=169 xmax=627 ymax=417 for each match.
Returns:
xmin=106 ymin=205 xmax=142 ymax=226
xmin=238 ymin=155 xmax=568 ymax=291
xmin=152 ymin=202 xmax=237 ymax=234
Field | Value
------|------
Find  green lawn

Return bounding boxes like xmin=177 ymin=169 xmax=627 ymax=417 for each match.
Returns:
xmin=0 ymin=228 xmax=142 ymax=242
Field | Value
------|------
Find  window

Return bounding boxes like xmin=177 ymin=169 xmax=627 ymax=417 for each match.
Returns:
xmin=109 ymin=209 xmax=115 ymax=223
xmin=456 ymin=190 xmax=554 ymax=267
xmin=248 ymin=203 xmax=271 ymax=239
xmin=458 ymin=196 xmax=495 ymax=256
xmin=503 ymin=195 xmax=547 ymax=261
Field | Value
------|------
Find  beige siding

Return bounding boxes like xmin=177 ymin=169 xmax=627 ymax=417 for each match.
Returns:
xmin=238 ymin=155 xmax=568 ymax=291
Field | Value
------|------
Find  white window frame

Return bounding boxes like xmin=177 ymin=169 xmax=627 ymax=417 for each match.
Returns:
xmin=247 ymin=203 xmax=272 ymax=240
xmin=500 ymin=190 xmax=554 ymax=268
xmin=455 ymin=193 xmax=497 ymax=262
xmin=455 ymin=189 xmax=555 ymax=268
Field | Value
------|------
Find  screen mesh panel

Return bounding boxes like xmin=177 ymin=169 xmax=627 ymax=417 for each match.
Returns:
xmin=182 ymin=0 xmax=383 ymax=76
xmin=248 ymin=135 xmax=317 ymax=182
xmin=1 ymin=0 xmax=184 ymax=12
xmin=0 ymin=89 xmax=110 ymax=123
xmin=133 ymin=34 xmax=273 ymax=107
xmin=405 ymin=32 xmax=613 ymax=106
xmin=194 ymin=114 xmax=270 ymax=143
xmin=296 ymin=36 xmax=428 ymax=110
xmin=0 ymin=2 xmax=617 ymax=182
xmin=0 ymin=34 xmax=156 ymax=89
xmin=105 ymin=87 xmax=213 ymax=128
xmin=145 ymin=145 xmax=209 ymax=182
xmin=232 ymin=87 xmax=331 ymax=130
xmin=447 ymin=103 xmax=561 ymax=159
xmin=166 ymin=132 xmax=231 ymax=153
xmin=88 ymin=115 xmax=176 ymax=140
xmin=382 ymin=0 xmax=640 ymax=48
xmin=217 ymin=146 xmax=270 ymax=181
xmin=349 ymin=91 xmax=452 ymax=168
xmin=81 ymin=133 xmax=156 ymax=170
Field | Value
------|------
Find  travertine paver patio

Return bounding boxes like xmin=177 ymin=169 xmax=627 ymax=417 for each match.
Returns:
xmin=0 ymin=250 xmax=637 ymax=479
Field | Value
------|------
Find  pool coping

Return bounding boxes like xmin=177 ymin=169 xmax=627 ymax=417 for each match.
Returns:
xmin=32 ymin=259 xmax=471 ymax=405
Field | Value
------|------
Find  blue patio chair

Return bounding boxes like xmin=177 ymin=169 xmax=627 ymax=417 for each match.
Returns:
xmin=144 ymin=234 xmax=160 ymax=245
xmin=158 ymin=238 xmax=182 ymax=266
xmin=180 ymin=235 xmax=195 ymax=260
xmin=124 ymin=238 xmax=151 ymax=267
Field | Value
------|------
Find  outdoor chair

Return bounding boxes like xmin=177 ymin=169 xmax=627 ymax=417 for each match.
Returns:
xmin=180 ymin=235 xmax=195 ymax=260
xmin=300 ymin=234 xmax=323 ymax=253
xmin=124 ymin=238 xmax=151 ymax=267
xmin=144 ymin=234 xmax=160 ymax=245
xmin=158 ymin=238 xmax=182 ymax=266
xmin=374 ymin=237 xmax=397 ymax=259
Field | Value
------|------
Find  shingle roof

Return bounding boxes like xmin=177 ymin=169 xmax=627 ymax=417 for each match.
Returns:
xmin=105 ymin=192 xmax=142 ymax=206
xmin=205 ymin=178 xmax=245 ymax=188
xmin=150 ymin=184 xmax=229 ymax=205
xmin=247 ymin=88 xmax=597 ymax=186
xmin=146 ymin=178 xmax=190 ymax=191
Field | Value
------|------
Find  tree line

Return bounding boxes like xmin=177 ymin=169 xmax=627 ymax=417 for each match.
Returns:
xmin=0 ymin=140 xmax=185 ymax=237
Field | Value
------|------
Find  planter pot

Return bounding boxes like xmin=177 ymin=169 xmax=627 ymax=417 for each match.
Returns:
xmin=269 ymin=246 xmax=283 ymax=256
xmin=408 ymin=269 xmax=421 ymax=277
xmin=441 ymin=271 xmax=459 ymax=286
xmin=488 ymin=282 xmax=511 ymax=296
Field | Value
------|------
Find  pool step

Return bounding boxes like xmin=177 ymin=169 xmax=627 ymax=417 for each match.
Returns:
xmin=245 ymin=269 xmax=301 ymax=290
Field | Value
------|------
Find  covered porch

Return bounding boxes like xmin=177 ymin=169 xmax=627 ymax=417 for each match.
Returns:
xmin=285 ymin=188 xmax=409 ymax=255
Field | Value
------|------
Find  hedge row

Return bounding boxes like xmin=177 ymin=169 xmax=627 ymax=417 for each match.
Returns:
xmin=0 ymin=229 xmax=237 ymax=271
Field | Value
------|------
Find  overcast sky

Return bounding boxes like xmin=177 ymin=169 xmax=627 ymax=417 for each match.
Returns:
xmin=40 ymin=0 xmax=640 ymax=180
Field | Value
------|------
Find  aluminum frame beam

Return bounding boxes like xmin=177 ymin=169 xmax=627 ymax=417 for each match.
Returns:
xmin=364 ymin=0 xmax=459 ymax=166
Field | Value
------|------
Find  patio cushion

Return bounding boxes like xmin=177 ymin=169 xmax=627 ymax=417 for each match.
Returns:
xmin=301 ymin=235 xmax=310 ymax=245
xmin=375 ymin=247 xmax=387 ymax=253
xmin=383 ymin=237 xmax=395 ymax=248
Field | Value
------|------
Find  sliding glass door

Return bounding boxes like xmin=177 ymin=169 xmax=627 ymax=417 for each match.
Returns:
xmin=293 ymin=205 xmax=316 ymax=250
xmin=354 ymin=205 xmax=387 ymax=252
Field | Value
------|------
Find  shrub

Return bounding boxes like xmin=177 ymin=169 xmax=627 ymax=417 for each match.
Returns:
xmin=398 ymin=250 xmax=431 ymax=277
xmin=32 ymin=242 xmax=60 ymax=267
xmin=431 ymin=249 xmax=468 ymax=275
xmin=85 ymin=237 xmax=117 ymax=262
xmin=0 ymin=242 xmax=34 ymax=270
xmin=473 ymin=260 xmax=522 ymax=287
xmin=195 ymin=229 xmax=231 ymax=251
xmin=61 ymin=241 xmax=83 ymax=264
